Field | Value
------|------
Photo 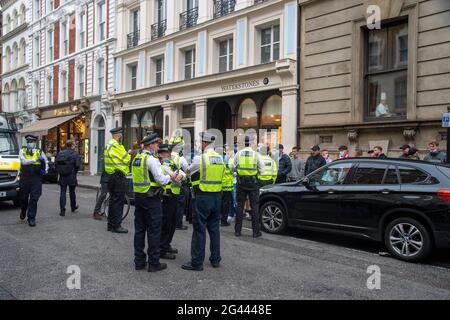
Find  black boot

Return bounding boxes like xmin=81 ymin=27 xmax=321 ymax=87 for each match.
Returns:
xmin=112 ymin=227 xmax=128 ymax=234
xmin=148 ymin=263 xmax=167 ymax=272
xmin=60 ymin=209 xmax=66 ymax=217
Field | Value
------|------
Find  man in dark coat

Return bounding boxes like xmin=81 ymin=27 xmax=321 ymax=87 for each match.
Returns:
xmin=304 ymin=145 xmax=327 ymax=176
xmin=276 ymin=144 xmax=292 ymax=183
xmin=57 ymin=140 xmax=81 ymax=216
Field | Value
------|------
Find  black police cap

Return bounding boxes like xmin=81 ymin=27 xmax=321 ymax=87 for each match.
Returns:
xmin=141 ymin=132 xmax=159 ymax=146
xmin=25 ymin=135 xmax=38 ymax=142
xmin=158 ymin=144 xmax=170 ymax=153
xmin=110 ymin=127 xmax=124 ymax=134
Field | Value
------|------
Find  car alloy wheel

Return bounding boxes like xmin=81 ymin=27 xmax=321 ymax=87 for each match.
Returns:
xmin=389 ymin=223 xmax=423 ymax=258
xmin=261 ymin=203 xmax=285 ymax=233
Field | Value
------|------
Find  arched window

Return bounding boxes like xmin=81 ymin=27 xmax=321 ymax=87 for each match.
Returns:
xmin=18 ymin=78 xmax=26 ymax=110
xmin=237 ymin=98 xmax=257 ymax=129
xmin=12 ymin=43 xmax=19 ymax=69
xmin=261 ymin=95 xmax=282 ymax=128
xmin=19 ymin=5 xmax=26 ymax=25
xmin=3 ymin=83 xmax=10 ymax=112
xmin=127 ymin=112 xmax=139 ymax=148
xmin=140 ymin=111 xmax=153 ymax=137
xmin=97 ymin=116 xmax=105 ymax=128
xmin=5 ymin=15 xmax=11 ymax=33
xmin=19 ymin=39 xmax=26 ymax=66
xmin=5 ymin=47 xmax=12 ymax=72
xmin=10 ymin=80 xmax=18 ymax=112
xmin=12 ymin=10 xmax=18 ymax=28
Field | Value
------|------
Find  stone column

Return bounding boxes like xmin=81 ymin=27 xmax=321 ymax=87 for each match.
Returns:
xmin=139 ymin=0 xmax=150 ymax=44
xmin=198 ymin=0 xmax=212 ymax=23
xmin=166 ymin=0 xmax=180 ymax=35
xmin=280 ymin=87 xmax=297 ymax=151
xmin=116 ymin=2 xmax=126 ymax=51
xmin=194 ymin=98 xmax=208 ymax=146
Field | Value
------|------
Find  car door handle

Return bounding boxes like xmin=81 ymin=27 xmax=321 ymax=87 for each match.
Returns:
xmin=381 ymin=189 xmax=392 ymax=195
xmin=326 ymin=189 xmax=336 ymax=194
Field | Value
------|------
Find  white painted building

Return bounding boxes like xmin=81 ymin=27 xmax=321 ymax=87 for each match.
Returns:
xmin=1 ymin=0 xmax=32 ymax=127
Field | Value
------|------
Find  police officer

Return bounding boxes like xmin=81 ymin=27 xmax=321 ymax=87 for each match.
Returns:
xmin=233 ymin=136 xmax=265 ymax=238
xmin=220 ymin=145 xmax=234 ymax=227
xmin=159 ymin=144 xmax=186 ymax=260
xmin=104 ymin=127 xmax=131 ymax=233
xmin=258 ymin=146 xmax=278 ymax=187
xmin=182 ymin=132 xmax=225 ymax=271
xmin=19 ymin=135 xmax=48 ymax=227
xmin=170 ymin=137 xmax=190 ymax=230
xmin=132 ymin=134 xmax=179 ymax=272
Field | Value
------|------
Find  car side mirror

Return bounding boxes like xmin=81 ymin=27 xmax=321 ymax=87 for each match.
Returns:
xmin=301 ymin=177 xmax=317 ymax=191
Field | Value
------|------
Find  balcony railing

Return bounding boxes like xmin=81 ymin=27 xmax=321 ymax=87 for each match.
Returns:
xmin=180 ymin=7 xmax=199 ymax=30
xmin=151 ymin=19 xmax=167 ymax=40
xmin=214 ymin=0 xmax=236 ymax=19
xmin=127 ymin=30 xmax=140 ymax=49
xmin=254 ymin=0 xmax=269 ymax=4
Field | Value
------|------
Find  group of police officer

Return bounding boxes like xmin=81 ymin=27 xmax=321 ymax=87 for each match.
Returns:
xmin=17 ymin=127 xmax=279 ymax=273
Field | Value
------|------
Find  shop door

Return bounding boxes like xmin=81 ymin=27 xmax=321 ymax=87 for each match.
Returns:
xmin=211 ymin=102 xmax=232 ymax=140
xmin=97 ymin=129 xmax=105 ymax=173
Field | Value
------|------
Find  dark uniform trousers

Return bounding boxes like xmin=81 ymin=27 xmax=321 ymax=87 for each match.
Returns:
xmin=161 ymin=193 xmax=178 ymax=255
xmin=235 ymin=185 xmax=260 ymax=234
xmin=191 ymin=192 xmax=221 ymax=267
xmin=20 ymin=176 xmax=42 ymax=222
xmin=221 ymin=191 xmax=232 ymax=224
xmin=107 ymin=173 xmax=127 ymax=228
xmin=134 ymin=193 xmax=163 ymax=267
xmin=93 ymin=182 xmax=109 ymax=214
xmin=176 ymin=186 xmax=188 ymax=227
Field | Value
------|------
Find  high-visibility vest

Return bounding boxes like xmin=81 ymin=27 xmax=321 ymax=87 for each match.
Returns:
xmin=222 ymin=157 xmax=234 ymax=191
xmin=104 ymin=139 xmax=131 ymax=175
xmin=21 ymin=148 xmax=42 ymax=176
xmin=258 ymin=155 xmax=278 ymax=184
xmin=191 ymin=149 xmax=225 ymax=193
xmin=171 ymin=152 xmax=182 ymax=170
xmin=131 ymin=153 xmax=161 ymax=193
xmin=236 ymin=147 xmax=258 ymax=176
xmin=161 ymin=159 xmax=181 ymax=196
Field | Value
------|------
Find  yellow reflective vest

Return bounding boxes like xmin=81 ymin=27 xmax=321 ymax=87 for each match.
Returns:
xmin=131 ymin=153 xmax=161 ymax=193
xmin=222 ymin=157 xmax=234 ymax=191
xmin=236 ymin=147 xmax=258 ymax=176
xmin=161 ymin=159 xmax=181 ymax=196
xmin=104 ymin=139 xmax=131 ymax=175
xmin=258 ymin=155 xmax=278 ymax=184
xmin=192 ymin=149 xmax=225 ymax=193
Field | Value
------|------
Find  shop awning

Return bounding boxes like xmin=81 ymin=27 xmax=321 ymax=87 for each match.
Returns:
xmin=18 ymin=114 xmax=78 ymax=136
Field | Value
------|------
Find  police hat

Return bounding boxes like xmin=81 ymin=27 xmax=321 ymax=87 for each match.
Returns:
xmin=110 ymin=127 xmax=124 ymax=134
xmin=25 ymin=135 xmax=38 ymax=142
xmin=199 ymin=132 xmax=216 ymax=143
xmin=141 ymin=132 xmax=159 ymax=146
xmin=158 ymin=144 xmax=170 ymax=153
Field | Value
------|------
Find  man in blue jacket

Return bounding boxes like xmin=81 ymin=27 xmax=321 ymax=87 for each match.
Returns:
xmin=56 ymin=140 xmax=81 ymax=216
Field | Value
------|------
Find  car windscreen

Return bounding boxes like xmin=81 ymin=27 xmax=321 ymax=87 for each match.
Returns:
xmin=437 ymin=166 xmax=450 ymax=180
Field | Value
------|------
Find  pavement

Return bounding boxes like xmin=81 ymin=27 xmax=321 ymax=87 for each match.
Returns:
xmin=76 ymin=174 xmax=101 ymax=190
xmin=1 ymin=184 xmax=450 ymax=300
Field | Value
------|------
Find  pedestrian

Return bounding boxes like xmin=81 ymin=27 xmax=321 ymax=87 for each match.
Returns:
xmin=399 ymin=144 xmax=420 ymax=160
xmin=304 ymin=145 xmax=326 ymax=176
xmin=373 ymin=146 xmax=387 ymax=159
xmin=182 ymin=132 xmax=225 ymax=271
xmin=132 ymin=133 xmax=179 ymax=272
xmin=276 ymin=144 xmax=292 ymax=183
xmin=56 ymin=140 xmax=81 ymax=217
xmin=170 ymin=136 xmax=190 ymax=231
xmin=338 ymin=145 xmax=350 ymax=159
xmin=159 ymin=144 xmax=186 ymax=260
xmin=220 ymin=145 xmax=234 ymax=227
xmin=103 ymin=127 xmax=131 ymax=234
xmin=18 ymin=135 xmax=48 ymax=227
xmin=288 ymin=147 xmax=304 ymax=181
xmin=258 ymin=146 xmax=277 ymax=186
xmin=368 ymin=149 xmax=375 ymax=157
xmin=322 ymin=149 xmax=333 ymax=164
xmin=224 ymin=147 xmax=236 ymax=223
xmin=424 ymin=140 xmax=447 ymax=163
xmin=233 ymin=136 xmax=265 ymax=238
xmin=353 ymin=149 xmax=364 ymax=157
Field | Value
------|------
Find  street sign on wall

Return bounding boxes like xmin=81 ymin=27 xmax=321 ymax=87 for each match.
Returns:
xmin=443 ymin=113 xmax=450 ymax=128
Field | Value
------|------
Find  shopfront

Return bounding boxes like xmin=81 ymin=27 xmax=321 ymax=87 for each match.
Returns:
xmin=123 ymin=107 xmax=163 ymax=150
xmin=19 ymin=100 xmax=91 ymax=173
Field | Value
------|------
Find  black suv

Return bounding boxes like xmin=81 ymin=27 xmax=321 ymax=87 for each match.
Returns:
xmin=259 ymin=158 xmax=450 ymax=262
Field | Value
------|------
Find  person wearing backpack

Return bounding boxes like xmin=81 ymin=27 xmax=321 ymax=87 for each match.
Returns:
xmin=56 ymin=140 xmax=81 ymax=216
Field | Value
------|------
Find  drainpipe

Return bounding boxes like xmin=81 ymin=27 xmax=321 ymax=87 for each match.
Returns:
xmin=296 ymin=4 xmax=301 ymax=148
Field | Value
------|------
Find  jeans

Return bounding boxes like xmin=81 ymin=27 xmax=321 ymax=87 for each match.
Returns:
xmin=235 ymin=186 xmax=260 ymax=235
xmin=228 ymin=184 xmax=236 ymax=218
xmin=134 ymin=194 xmax=163 ymax=267
xmin=60 ymin=185 xmax=77 ymax=211
xmin=176 ymin=186 xmax=188 ymax=227
xmin=221 ymin=191 xmax=232 ymax=224
xmin=161 ymin=195 xmax=178 ymax=254
xmin=191 ymin=193 xmax=221 ymax=267
xmin=20 ymin=176 xmax=42 ymax=222
xmin=93 ymin=182 xmax=109 ymax=214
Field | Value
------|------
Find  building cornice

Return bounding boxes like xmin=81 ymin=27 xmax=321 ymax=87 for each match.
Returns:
xmin=1 ymin=64 xmax=30 ymax=80
xmin=0 ymin=0 xmax=15 ymax=11
xmin=114 ymin=0 xmax=284 ymax=57
xmin=0 ymin=22 xmax=29 ymax=43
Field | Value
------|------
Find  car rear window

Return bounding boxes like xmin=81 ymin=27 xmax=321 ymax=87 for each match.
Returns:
xmin=398 ymin=166 xmax=429 ymax=184
xmin=437 ymin=166 xmax=450 ymax=179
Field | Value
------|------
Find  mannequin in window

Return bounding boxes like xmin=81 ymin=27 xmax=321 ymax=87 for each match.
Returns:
xmin=375 ymin=92 xmax=391 ymax=117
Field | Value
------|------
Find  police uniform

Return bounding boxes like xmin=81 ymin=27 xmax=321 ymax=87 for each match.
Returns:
xmin=132 ymin=134 xmax=171 ymax=272
xmin=159 ymin=144 xmax=186 ymax=259
xmin=182 ymin=132 xmax=225 ymax=271
xmin=258 ymin=147 xmax=278 ymax=187
xmin=19 ymin=135 xmax=49 ymax=227
xmin=221 ymin=154 xmax=234 ymax=226
xmin=104 ymin=127 xmax=131 ymax=233
xmin=170 ymin=137 xmax=190 ymax=230
xmin=232 ymin=137 xmax=265 ymax=238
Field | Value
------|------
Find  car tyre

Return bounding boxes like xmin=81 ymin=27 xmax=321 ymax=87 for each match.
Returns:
xmin=384 ymin=217 xmax=432 ymax=262
xmin=260 ymin=201 xmax=287 ymax=234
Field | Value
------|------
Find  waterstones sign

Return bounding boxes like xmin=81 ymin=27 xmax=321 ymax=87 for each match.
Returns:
xmin=221 ymin=78 xmax=270 ymax=92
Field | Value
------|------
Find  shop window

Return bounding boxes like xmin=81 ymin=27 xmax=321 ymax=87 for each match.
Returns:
xmin=141 ymin=111 xmax=153 ymax=136
xmin=127 ymin=112 xmax=140 ymax=148
xmin=364 ymin=20 xmax=408 ymax=121
xmin=261 ymin=95 xmax=281 ymax=128
xmin=154 ymin=110 xmax=163 ymax=134
xmin=237 ymin=98 xmax=257 ymax=129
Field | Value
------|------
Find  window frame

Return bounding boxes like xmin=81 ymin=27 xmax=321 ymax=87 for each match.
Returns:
xmin=154 ymin=56 xmax=164 ymax=86
xmin=97 ymin=59 xmax=105 ymax=95
xmin=260 ymin=24 xmax=280 ymax=64
xmin=184 ymin=48 xmax=196 ymax=80
xmin=363 ymin=18 xmax=409 ymax=122
xmin=97 ymin=1 xmax=106 ymax=42
xmin=77 ymin=65 xmax=86 ymax=98
xmin=129 ymin=64 xmax=137 ymax=90
xmin=218 ymin=38 xmax=233 ymax=73
xmin=79 ymin=11 xmax=86 ymax=50
xmin=47 ymin=27 xmax=54 ymax=63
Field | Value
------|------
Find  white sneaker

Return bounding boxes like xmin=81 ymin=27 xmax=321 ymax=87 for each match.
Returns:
xmin=227 ymin=216 xmax=235 ymax=223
